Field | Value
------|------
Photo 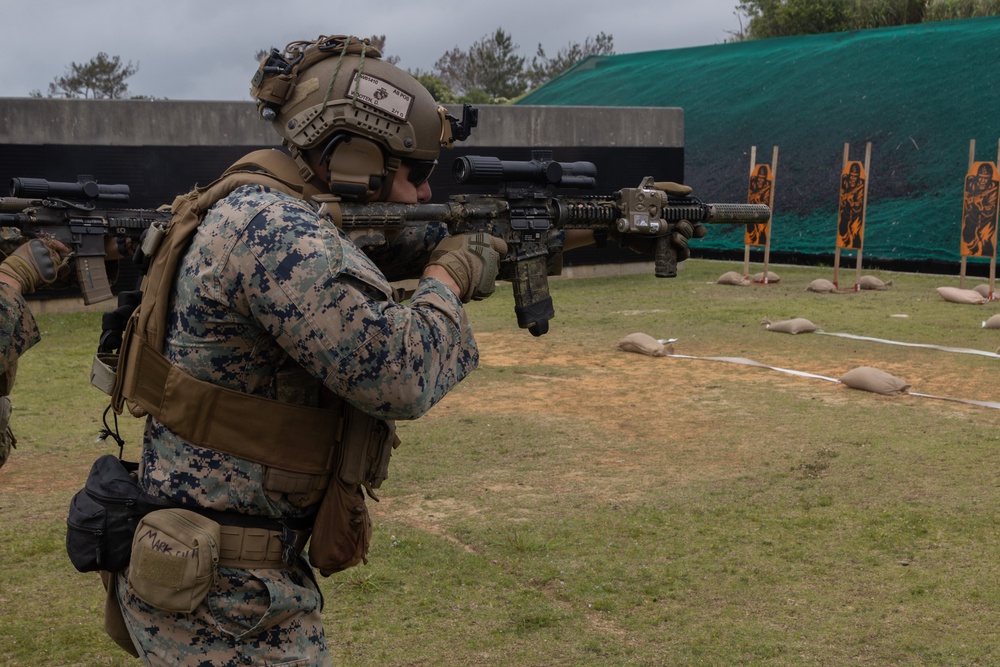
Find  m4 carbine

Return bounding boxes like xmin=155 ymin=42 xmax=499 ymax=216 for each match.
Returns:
xmin=0 ymin=176 xmax=170 ymax=304
xmin=329 ymin=151 xmax=771 ymax=335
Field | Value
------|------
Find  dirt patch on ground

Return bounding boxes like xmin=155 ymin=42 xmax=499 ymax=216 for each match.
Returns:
xmin=447 ymin=330 xmax=997 ymax=432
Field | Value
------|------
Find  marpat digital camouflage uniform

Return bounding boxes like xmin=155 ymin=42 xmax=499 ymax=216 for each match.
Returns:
xmin=0 ymin=282 xmax=40 ymax=470
xmin=117 ymin=184 xmax=478 ymax=666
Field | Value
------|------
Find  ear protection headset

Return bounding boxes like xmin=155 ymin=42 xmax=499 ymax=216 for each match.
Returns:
xmin=319 ymin=133 xmax=396 ymax=200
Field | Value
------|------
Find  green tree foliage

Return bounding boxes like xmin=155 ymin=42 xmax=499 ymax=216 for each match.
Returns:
xmin=362 ymin=35 xmax=401 ymax=65
xmin=736 ymin=0 xmax=855 ymax=38
xmin=411 ymin=71 xmax=459 ymax=104
xmin=735 ymin=0 xmax=1000 ymax=39
xmin=257 ymin=30 xmax=617 ymax=105
xmin=434 ymin=28 xmax=527 ymax=101
xmin=525 ymin=33 xmax=615 ymax=89
xmin=33 ymin=52 xmax=138 ymax=99
xmin=925 ymin=0 xmax=1000 ymax=20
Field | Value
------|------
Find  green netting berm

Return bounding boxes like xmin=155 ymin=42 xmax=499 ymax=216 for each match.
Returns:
xmin=518 ymin=16 xmax=1000 ymax=266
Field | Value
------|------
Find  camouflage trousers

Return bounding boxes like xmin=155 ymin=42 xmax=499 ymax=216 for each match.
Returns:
xmin=116 ymin=559 xmax=330 ymax=666
xmin=0 ymin=396 xmax=14 ymax=471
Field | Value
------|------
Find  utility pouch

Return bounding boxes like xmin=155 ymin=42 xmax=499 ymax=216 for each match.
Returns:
xmin=308 ymin=406 xmax=398 ymax=576
xmin=66 ymin=455 xmax=171 ymax=573
xmin=89 ymin=352 xmax=119 ymax=397
xmin=126 ymin=508 xmax=220 ymax=614
xmin=338 ymin=409 xmax=400 ymax=489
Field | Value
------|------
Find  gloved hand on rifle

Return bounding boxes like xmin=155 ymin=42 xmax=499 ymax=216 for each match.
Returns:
xmin=612 ymin=182 xmax=707 ymax=261
xmin=427 ymin=232 xmax=508 ymax=303
xmin=0 ymin=238 xmax=72 ymax=294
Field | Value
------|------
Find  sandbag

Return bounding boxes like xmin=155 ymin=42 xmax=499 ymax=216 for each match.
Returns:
xmin=859 ymin=275 xmax=892 ymax=291
xmin=936 ymin=286 xmax=987 ymax=304
xmin=839 ymin=367 xmax=910 ymax=395
xmin=983 ymin=314 xmax=1000 ymax=329
xmin=806 ymin=278 xmax=837 ymax=293
xmin=762 ymin=318 xmax=818 ymax=334
xmin=751 ymin=271 xmax=781 ymax=284
xmin=617 ymin=333 xmax=673 ymax=357
xmin=972 ymin=284 xmax=992 ymax=298
xmin=716 ymin=271 xmax=750 ymax=286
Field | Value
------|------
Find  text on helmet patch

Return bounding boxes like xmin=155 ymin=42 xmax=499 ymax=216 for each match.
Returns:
xmin=346 ymin=71 xmax=413 ymax=122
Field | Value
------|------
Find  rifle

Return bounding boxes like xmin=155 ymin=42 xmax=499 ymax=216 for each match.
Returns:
xmin=1 ymin=156 xmax=770 ymax=335
xmin=0 ymin=176 xmax=171 ymax=304
xmin=329 ymin=151 xmax=771 ymax=335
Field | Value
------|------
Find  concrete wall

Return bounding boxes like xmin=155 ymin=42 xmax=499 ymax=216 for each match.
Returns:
xmin=0 ymin=99 xmax=682 ymax=149
xmin=1 ymin=98 xmax=683 ymax=312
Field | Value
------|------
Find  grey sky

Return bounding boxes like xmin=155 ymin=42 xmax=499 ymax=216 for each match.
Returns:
xmin=2 ymin=0 xmax=743 ymax=101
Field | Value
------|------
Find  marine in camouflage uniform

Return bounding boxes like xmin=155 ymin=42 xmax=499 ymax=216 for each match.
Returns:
xmin=113 ymin=35 xmax=506 ymax=666
xmin=0 ymin=282 xmax=40 ymax=469
xmin=116 ymin=185 xmax=474 ymax=665
xmin=0 ymin=233 xmax=69 ymax=470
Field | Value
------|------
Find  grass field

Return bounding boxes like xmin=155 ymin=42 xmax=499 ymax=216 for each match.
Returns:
xmin=1 ymin=259 xmax=998 ymax=666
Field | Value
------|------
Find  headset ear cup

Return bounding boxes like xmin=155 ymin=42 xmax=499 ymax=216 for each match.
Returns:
xmin=326 ymin=136 xmax=386 ymax=199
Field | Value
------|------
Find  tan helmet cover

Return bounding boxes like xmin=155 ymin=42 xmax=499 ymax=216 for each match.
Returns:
xmin=251 ymin=35 xmax=454 ymax=192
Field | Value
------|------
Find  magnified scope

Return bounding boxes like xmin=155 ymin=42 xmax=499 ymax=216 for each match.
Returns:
xmin=10 ymin=176 xmax=130 ymax=203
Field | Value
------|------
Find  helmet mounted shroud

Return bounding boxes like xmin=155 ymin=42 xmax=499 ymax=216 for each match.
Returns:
xmin=250 ymin=35 xmax=475 ymax=200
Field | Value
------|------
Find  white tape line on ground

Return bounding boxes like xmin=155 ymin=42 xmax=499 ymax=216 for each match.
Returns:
xmin=816 ymin=332 xmax=1000 ymax=358
xmin=666 ymin=354 xmax=1000 ymax=410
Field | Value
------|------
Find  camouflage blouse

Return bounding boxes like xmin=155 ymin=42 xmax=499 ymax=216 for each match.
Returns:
xmin=139 ymin=185 xmax=478 ymax=517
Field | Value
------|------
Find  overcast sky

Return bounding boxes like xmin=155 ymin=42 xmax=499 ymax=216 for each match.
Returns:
xmin=2 ymin=0 xmax=744 ymax=100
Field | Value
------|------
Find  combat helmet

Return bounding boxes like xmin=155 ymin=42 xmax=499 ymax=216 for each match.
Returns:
xmin=251 ymin=35 xmax=471 ymax=200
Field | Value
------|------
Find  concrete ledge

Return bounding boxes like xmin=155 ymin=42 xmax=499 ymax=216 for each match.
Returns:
xmin=452 ymin=105 xmax=683 ymax=148
xmin=1 ymin=99 xmax=682 ymax=149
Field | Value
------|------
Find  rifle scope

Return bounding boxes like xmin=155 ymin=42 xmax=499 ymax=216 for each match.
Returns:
xmin=453 ymin=153 xmax=597 ymax=189
xmin=10 ymin=176 xmax=130 ymax=204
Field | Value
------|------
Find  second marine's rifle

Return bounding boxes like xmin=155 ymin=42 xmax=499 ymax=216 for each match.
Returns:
xmin=0 ymin=176 xmax=171 ymax=304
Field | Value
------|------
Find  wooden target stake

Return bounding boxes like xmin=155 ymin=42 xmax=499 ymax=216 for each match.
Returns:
xmin=959 ymin=139 xmax=1000 ymax=299
xmin=834 ymin=142 xmax=872 ymax=290
xmin=743 ymin=146 xmax=778 ymax=283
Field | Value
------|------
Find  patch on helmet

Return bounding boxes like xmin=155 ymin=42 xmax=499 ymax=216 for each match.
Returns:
xmin=346 ymin=70 xmax=413 ymax=122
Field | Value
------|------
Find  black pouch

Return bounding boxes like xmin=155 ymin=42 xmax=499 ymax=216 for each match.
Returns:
xmin=66 ymin=454 xmax=170 ymax=573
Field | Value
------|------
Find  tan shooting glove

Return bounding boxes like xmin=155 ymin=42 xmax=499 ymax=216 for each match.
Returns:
xmin=427 ymin=232 xmax=508 ymax=302
xmin=0 ymin=238 xmax=71 ymax=294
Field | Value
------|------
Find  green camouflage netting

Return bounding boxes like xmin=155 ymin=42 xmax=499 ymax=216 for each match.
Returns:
xmin=519 ymin=16 xmax=1000 ymax=266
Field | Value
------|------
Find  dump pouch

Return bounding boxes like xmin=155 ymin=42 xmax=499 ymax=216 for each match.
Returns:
xmin=308 ymin=405 xmax=399 ymax=576
xmin=66 ymin=455 xmax=172 ymax=573
xmin=308 ymin=477 xmax=372 ymax=577
xmin=126 ymin=508 xmax=220 ymax=614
